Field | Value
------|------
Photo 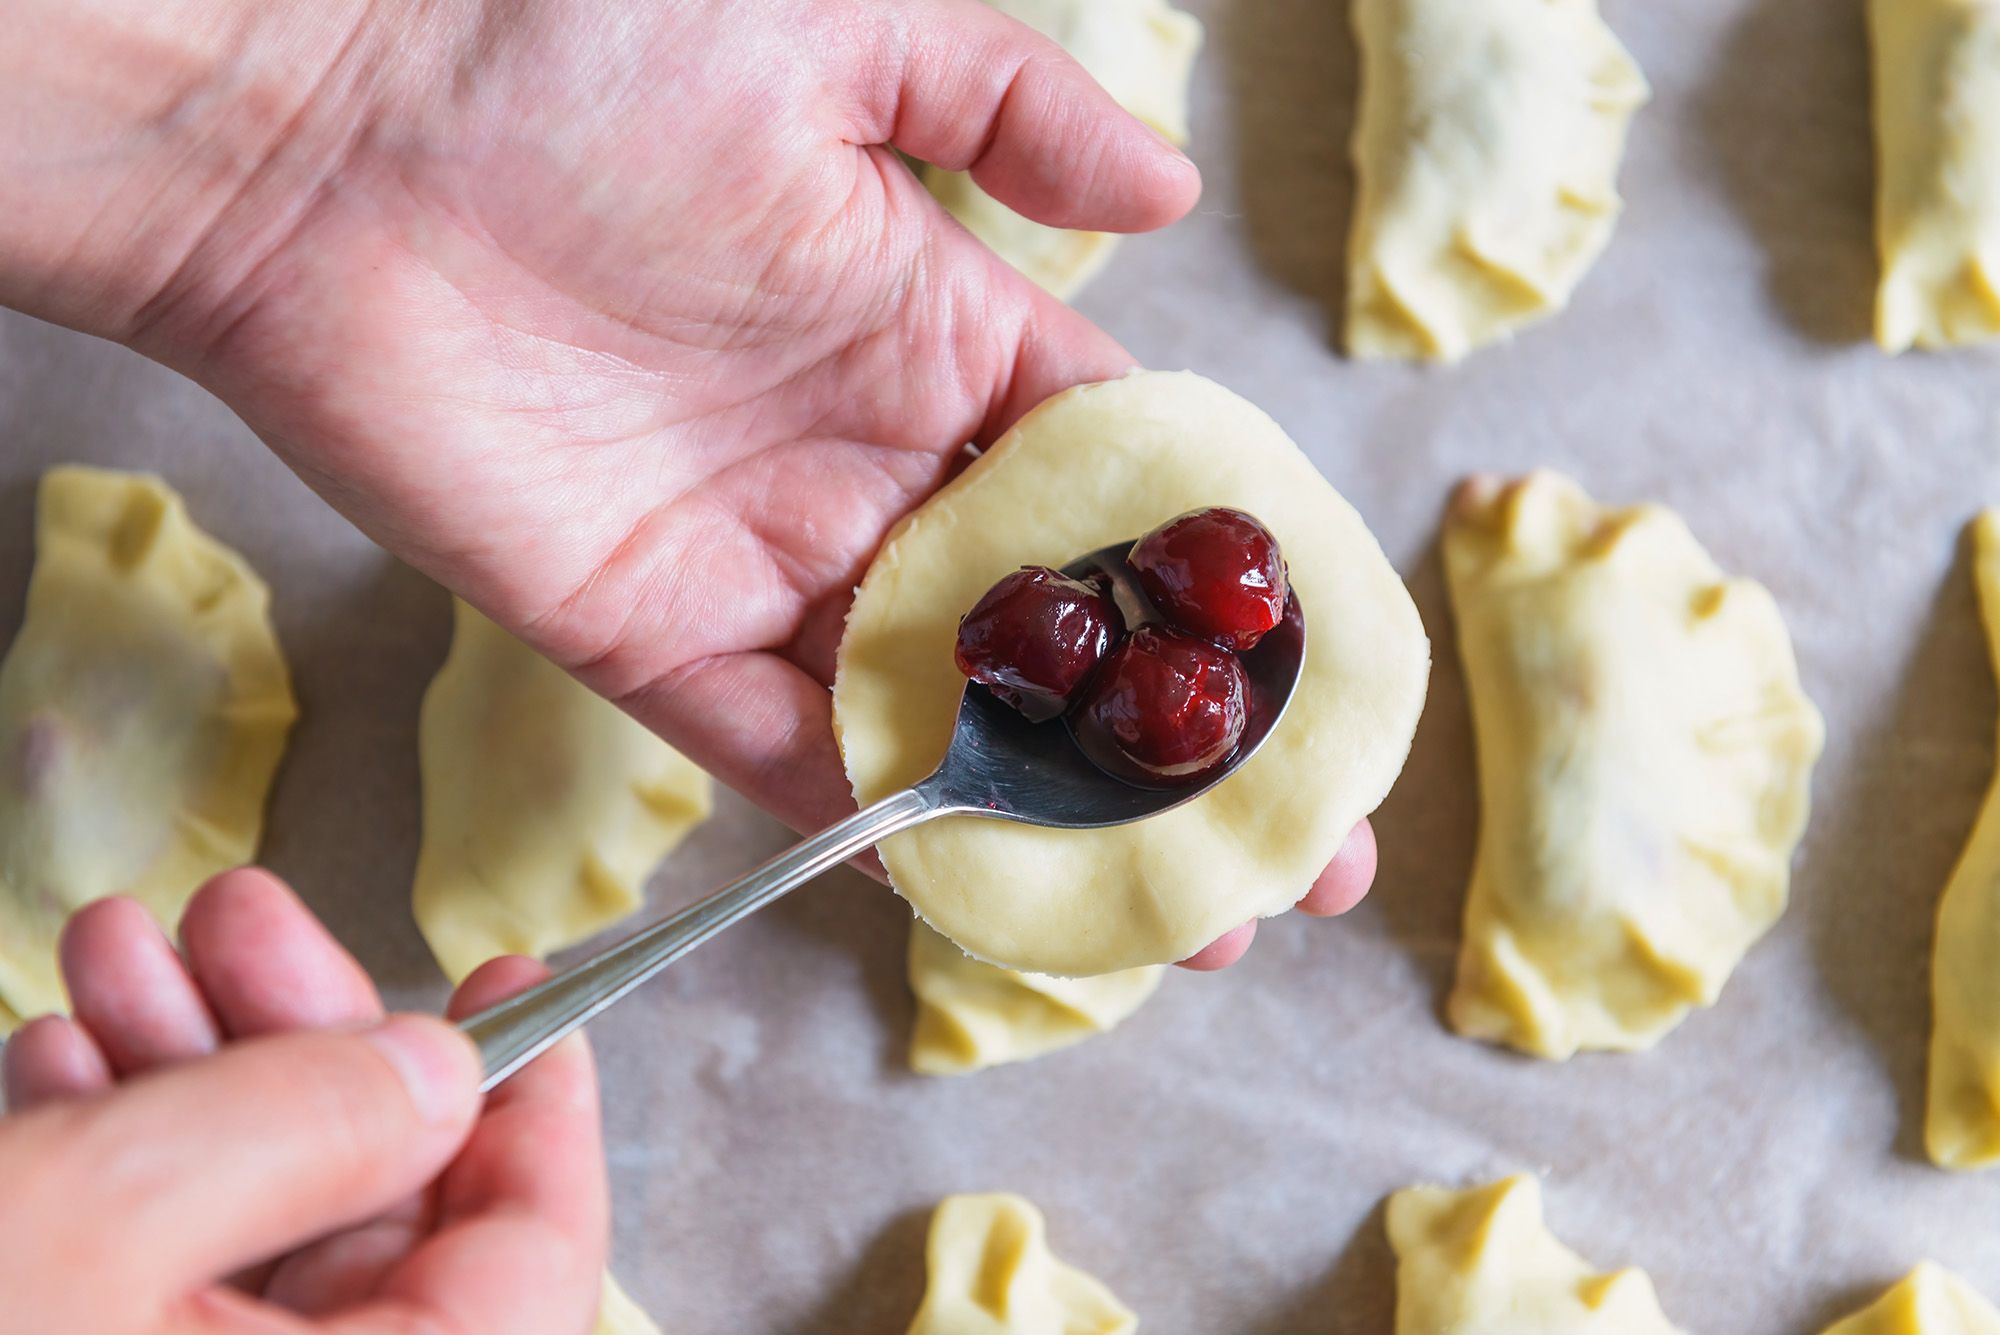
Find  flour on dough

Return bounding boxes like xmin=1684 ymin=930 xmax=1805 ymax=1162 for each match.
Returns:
xmin=923 ymin=0 xmax=1202 ymax=300
xmin=908 ymin=921 xmax=1163 ymax=1075
xmin=1443 ymin=472 xmax=1823 ymax=1059
xmin=1871 ymin=0 xmax=2000 ymax=352
xmin=833 ymin=371 xmax=1429 ymax=976
xmin=1926 ymin=511 xmax=2000 ymax=1169
xmin=1347 ymin=0 xmax=1648 ymax=361
xmin=909 ymin=1193 xmax=1136 ymax=1335
xmin=1821 ymin=1263 xmax=2000 ymax=1335
xmin=1388 ymin=1175 xmax=1684 ymax=1334
xmin=414 ymin=598 xmax=711 ymax=984
xmin=0 ymin=466 xmax=295 ymax=1029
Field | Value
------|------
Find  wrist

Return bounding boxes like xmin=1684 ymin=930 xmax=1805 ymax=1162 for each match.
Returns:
xmin=0 ymin=0 xmax=442 ymax=346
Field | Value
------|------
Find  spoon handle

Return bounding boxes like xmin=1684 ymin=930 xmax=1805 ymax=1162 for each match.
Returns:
xmin=458 ymin=785 xmax=938 ymax=1091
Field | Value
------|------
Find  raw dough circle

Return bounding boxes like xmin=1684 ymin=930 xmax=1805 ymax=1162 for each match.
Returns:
xmin=831 ymin=371 xmax=1430 ymax=975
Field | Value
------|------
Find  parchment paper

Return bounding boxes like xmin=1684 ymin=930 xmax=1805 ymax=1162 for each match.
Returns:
xmin=4 ymin=0 xmax=1999 ymax=1329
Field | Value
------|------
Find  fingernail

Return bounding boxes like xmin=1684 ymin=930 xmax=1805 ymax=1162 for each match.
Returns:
xmin=364 ymin=1017 xmax=472 ymax=1127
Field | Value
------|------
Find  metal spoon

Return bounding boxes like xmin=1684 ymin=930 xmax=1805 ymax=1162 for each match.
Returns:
xmin=457 ymin=540 xmax=1306 ymax=1089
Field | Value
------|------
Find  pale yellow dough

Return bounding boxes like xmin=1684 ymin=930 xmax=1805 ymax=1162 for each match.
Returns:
xmin=0 ymin=467 xmax=295 ymax=1028
xmin=1387 ymin=1175 xmax=1684 ymax=1335
xmin=1870 ymin=0 xmax=2000 ymax=352
xmin=595 ymin=1275 xmax=662 ymax=1335
xmin=414 ymin=599 xmax=712 ymax=984
xmin=923 ymin=0 xmax=1202 ymax=300
xmin=1347 ymin=0 xmax=1648 ymax=362
xmin=832 ymin=371 xmax=1429 ymax=976
xmin=908 ymin=921 xmax=1163 ymax=1075
xmin=1443 ymin=472 xmax=1823 ymax=1059
xmin=414 ymin=601 xmax=702 ymax=1335
xmin=1822 ymin=1264 xmax=2000 ymax=1335
xmin=1925 ymin=511 xmax=2000 ymax=1168
xmin=909 ymin=1193 xmax=1135 ymax=1335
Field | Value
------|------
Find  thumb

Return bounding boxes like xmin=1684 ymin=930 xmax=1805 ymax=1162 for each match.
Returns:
xmin=844 ymin=0 xmax=1201 ymax=233
xmin=10 ymin=1016 xmax=479 ymax=1307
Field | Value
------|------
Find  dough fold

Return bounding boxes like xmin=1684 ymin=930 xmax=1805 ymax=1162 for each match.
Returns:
xmin=909 ymin=1193 xmax=1136 ymax=1335
xmin=833 ymin=370 xmax=1429 ymax=976
xmin=0 ymin=467 xmax=295 ymax=1028
xmin=1926 ymin=510 xmax=2000 ymax=1168
xmin=1346 ymin=0 xmax=1648 ymax=361
xmin=908 ymin=921 xmax=1163 ymax=1074
xmin=1821 ymin=1263 xmax=2000 ymax=1335
xmin=1443 ymin=472 xmax=1823 ymax=1058
xmin=1870 ymin=0 xmax=2000 ymax=352
xmin=1387 ymin=1175 xmax=1684 ymax=1335
xmin=414 ymin=599 xmax=712 ymax=984
xmin=923 ymin=0 xmax=1202 ymax=300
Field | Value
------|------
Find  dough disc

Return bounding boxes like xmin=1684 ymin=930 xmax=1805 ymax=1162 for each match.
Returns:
xmin=832 ymin=371 xmax=1429 ymax=975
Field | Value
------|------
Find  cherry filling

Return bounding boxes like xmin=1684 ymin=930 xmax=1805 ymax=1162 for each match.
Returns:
xmin=953 ymin=566 xmax=1123 ymax=721
xmin=1127 ymin=507 xmax=1290 ymax=651
xmin=950 ymin=509 xmax=1286 ymax=787
xmin=1068 ymin=627 xmax=1248 ymax=786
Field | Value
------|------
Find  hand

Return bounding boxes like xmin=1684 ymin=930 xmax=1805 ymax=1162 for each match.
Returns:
xmin=1 ymin=0 xmax=1377 ymax=964
xmin=0 ymin=870 xmax=607 ymax=1334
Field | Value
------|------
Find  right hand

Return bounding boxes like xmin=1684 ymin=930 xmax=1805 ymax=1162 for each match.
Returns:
xmin=0 ymin=869 xmax=609 ymax=1333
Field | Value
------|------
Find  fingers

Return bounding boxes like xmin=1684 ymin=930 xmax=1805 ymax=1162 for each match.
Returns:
xmin=973 ymin=270 xmax=1138 ymax=445
xmin=259 ymin=1218 xmax=429 ymax=1317
xmin=54 ymin=867 xmax=383 ymax=1088
xmin=8 ymin=1017 xmax=480 ymax=1301
xmin=1175 ymin=821 xmax=1380 ymax=970
xmin=900 ymin=185 xmax=1145 ymax=445
xmin=60 ymin=897 xmax=221 ymax=1074
xmin=437 ymin=956 xmax=605 ymax=1237
xmin=849 ymin=0 xmax=1200 ymax=233
xmin=175 ymin=871 xmax=402 ymax=1311
xmin=338 ymin=958 xmax=607 ymax=1335
xmin=623 ymin=648 xmax=861 ymax=837
xmin=1297 ymin=820 xmax=1378 ymax=918
xmin=178 ymin=868 xmax=385 ymax=1035
xmin=1178 ymin=921 xmax=1256 ymax=971
xmin=2 ymin=1015 xmax=111 ymax=1109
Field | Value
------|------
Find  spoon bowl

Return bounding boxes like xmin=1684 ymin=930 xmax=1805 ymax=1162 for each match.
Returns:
xmin=920 ymin=540 xmax=1306 ymax=828
xmin=459 ymin=537 xmax=1307 ymax=1087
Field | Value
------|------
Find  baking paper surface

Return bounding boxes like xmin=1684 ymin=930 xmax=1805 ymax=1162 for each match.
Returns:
xmin=2 ymin=1 xmax=1997 ymax=1330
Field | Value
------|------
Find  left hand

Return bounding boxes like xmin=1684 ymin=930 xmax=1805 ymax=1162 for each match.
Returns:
xmin=1 ymin=0 xmax=1379 ymax=967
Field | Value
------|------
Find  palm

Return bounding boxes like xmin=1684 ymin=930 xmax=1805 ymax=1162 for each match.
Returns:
xmin=178 ymin=0 xmax=1154 ymax=829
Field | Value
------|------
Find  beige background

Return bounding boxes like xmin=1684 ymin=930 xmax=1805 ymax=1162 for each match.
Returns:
xmin=4 ymin=0 xmax=1998 ymax=1329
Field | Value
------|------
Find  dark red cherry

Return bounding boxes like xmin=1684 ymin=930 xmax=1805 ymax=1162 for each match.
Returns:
xmin=954 ymin=566 xmax=1124 ymax=721
xmin=1068 ymin=626 xmax=1248 ymax=786
xmin=1128 ymin=507 xmax=1290 ymax=651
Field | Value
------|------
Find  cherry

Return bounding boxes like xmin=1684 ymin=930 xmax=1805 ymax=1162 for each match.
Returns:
xmin=1128 ymin=507 xmax=1290 ymax=651
xmin=954 ymin=566 xmax=1124 ymax=721
xmin=1069 ymin=626 xmax=1248 ymax=786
